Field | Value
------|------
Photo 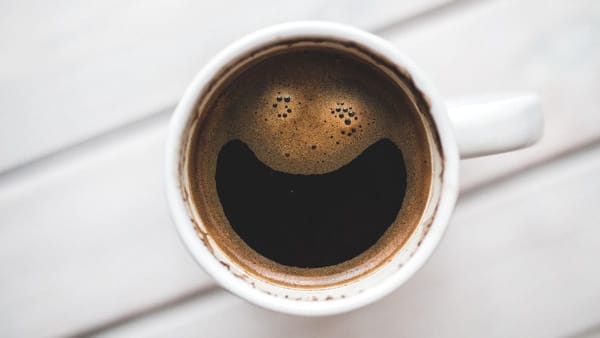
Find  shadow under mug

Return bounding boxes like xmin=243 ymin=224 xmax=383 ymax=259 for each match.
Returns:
xmin=165 ymin=21 xmax=543 ymax=316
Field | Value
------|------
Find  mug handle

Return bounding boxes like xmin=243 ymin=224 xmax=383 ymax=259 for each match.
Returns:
xmin=446 ymin=94 xmax=543 ymax=158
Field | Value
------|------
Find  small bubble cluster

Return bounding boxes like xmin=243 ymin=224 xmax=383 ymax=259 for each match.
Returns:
xmin=329 ymin=102 xmax=362 ymax=139
xmin=262 ymin=94 xmax=371 ymax=163
xmin=271 ymin=94 xmax=293 ymax=119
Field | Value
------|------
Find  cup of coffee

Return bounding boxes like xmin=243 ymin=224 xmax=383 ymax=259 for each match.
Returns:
xmin=166 ymin=22 xmax=542 ymax=315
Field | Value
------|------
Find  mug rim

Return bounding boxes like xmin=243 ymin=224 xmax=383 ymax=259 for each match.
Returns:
xmin=165 ymin=21 xmax=459 ymax=315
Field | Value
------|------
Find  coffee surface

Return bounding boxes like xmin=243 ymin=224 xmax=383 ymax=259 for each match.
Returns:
xmin=186 ymin=45 xmax=432 ymax=286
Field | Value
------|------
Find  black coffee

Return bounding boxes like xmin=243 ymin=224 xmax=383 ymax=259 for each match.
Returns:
xmin=216 ymin=139 xmax=406 ymax=268
xmin=184 ymin=41 xmax=432 ymax=286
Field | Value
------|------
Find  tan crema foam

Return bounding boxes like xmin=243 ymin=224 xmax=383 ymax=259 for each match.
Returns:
xmin=185 ymin=41 xmax=433 ymax=288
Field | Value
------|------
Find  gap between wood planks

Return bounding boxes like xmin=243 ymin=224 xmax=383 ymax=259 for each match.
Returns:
xmin=67 ymin=285 xmax=222 ymax=338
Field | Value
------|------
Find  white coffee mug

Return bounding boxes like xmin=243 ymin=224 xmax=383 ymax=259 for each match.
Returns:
xmin=165 ymin=21 xmax=543 ymax=316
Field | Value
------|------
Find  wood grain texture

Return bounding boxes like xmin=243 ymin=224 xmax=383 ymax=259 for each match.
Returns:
xmin=95 ymin=141 xmax=600 ymax=338
xmin=0 ymin=0 xmax=450 ymax=173
xmin=385 ymin=0 xmax=600 ymax=190
xmin=0 ymin=119 xmax=213 ymax=337
xmin=1 ymin=0 xmax=599 ymax=336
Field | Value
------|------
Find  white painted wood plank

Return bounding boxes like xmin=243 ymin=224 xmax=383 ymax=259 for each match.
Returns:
xmin=94 ymin=141 xmax=600 ymax=338
xmin=0 ymin=0 xmax=449 ymax=173
xmin=2 ymin=0 xmax=599 ymax=336
xmin=385 ymin=0 xmax=600 ymax=190
xmin=0 ymin=118 xmax=212 ymax=338
xmin=574 ymin=326 xmax=600 ymax=338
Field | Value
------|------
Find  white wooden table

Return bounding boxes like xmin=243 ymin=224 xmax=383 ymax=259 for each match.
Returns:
xmin=1 ymin=0 xmax=600 ymax=337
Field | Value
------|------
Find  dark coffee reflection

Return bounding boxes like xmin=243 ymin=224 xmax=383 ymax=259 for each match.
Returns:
xmin=216 ymin=139 xmax=407 ymax=268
